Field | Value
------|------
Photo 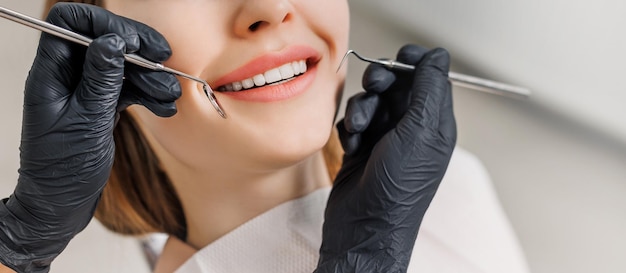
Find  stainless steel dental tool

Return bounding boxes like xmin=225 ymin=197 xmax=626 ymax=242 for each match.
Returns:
xmin=0 ymin=6 xmax=227 ymax=118
xmin=338 ymin=50 xmax=531 ymax=99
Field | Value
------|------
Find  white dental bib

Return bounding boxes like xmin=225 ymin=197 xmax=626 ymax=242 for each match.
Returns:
xmin=159 ymin=149 xmax=529 ymax=273
xmin=174 ymin=188 xmax=329 ymax=273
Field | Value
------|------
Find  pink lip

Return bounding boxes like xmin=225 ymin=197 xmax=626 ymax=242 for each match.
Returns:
xmin=213 ymin=45 xmax=321 ymax=87
xmin=217 ymin=66 xmax=318 ymax=102
xmin=210 ymin=45 xmax=321 ymax=103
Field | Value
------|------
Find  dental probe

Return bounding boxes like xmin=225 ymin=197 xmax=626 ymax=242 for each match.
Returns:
xmin=338 ymin=50 xmax=531 ymax=99
xmin=0 ymin=6 xmax=227 ymax=118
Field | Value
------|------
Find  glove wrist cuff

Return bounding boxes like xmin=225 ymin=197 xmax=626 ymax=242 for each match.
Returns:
xmin=0 ymin=198 xmax=64 ymax=273
xmin=0 ymin=235 xmax=52 ymax=273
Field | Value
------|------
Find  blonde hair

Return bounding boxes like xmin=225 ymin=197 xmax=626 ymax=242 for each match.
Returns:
xmin=44 ymin=0 xmax=344 ymax=241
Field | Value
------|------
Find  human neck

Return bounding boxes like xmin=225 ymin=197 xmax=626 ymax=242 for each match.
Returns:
xmin=164 ymin=151 xmax=331 ymax=250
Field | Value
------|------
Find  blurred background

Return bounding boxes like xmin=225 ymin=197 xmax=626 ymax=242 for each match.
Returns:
xmin=1 ymin=0 xmax=625 ymax=272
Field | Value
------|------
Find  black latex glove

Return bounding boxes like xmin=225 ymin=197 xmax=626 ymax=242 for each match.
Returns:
xmin=315 ymin=45 xmax=457 ymax=273
xmin=0 ymin=3 xmax=180 ymax=273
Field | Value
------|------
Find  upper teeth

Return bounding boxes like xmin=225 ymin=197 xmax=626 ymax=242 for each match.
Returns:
xmin=221 ymin=60 xmax=308 ymax=91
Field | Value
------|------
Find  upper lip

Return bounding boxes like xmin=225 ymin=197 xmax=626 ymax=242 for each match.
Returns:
xmin=211 ymin=45 xmax=322 ymax=89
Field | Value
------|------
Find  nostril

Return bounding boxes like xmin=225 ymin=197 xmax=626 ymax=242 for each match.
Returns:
xmin=282 ymin=13 xmax=291 ymax=23
xmin=248 ymin=21 xmax=262 ymax=32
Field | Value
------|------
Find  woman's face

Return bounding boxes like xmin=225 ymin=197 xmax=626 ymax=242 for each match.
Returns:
xmin=105 ymin=0 xmax=349 ymax=173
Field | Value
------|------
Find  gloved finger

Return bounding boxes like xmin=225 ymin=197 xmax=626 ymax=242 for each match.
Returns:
xmin=396 ymin=44 xmax=430 ymax=66
xmin=362 ymin=64 xmax=396 ymax=94
xmin=75 ymin=34 xmax=125 ymax=110
xmin=344 ymin=92 xmax=379 ymax=134
xmin=336 ymin=120 xmax=361 ymax=156
xmin=438 ymin=80 xmax=457 ymax=144
xmin=117 ymin=82 xmax=178 ymax=117
xmin=30 ymin=3 xmax=171 ymax=105
xmin=124 ymin=67 xmax=182 ymax=102
xmin=396 ymin=48 xmax=451 ymax=140
xmin=374 ymin=45 xmax=428 ymax=123
xmin=47 ymin=3 xmax=172 ymax=62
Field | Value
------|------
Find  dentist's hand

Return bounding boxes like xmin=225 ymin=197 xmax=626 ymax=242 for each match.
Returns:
xmin=316 ymin=45 xmax=456 ymax=273
xmin=0 ymin=3 xmax=180 ymax=272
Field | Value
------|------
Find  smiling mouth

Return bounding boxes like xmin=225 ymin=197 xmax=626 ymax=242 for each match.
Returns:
xmin=217 ymin=60 xmax=308 ymax=92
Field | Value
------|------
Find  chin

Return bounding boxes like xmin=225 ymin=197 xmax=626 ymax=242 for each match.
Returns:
xmin=239 ymin=113 xmax=333 ymax=170
xmin=223 ymin=76 xmax=340 ymax=167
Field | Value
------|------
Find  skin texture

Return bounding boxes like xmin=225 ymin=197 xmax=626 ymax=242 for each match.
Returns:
xmin=104 ymin=0 xmax=350 ymax=249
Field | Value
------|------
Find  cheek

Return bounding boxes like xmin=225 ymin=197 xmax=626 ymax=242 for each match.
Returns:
xmin=120 ymin=2 xmax=231 ymax=79
xmin=296 ymin=0 xmax=350 ymax=60
xmin=128 ymin=81 xmax=222 ymax=163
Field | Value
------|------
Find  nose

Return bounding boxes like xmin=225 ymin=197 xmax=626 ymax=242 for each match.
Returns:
xmin=233 ymin=0 xmax=292 ymax=37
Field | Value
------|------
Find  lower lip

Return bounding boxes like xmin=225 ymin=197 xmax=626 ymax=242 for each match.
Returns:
xmin=216 ymin=65 xmax=317 ymax=103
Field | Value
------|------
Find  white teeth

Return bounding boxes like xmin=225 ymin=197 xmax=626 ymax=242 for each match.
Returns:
xmin=264 ymin=68 xmax=282 ymax=84
xmin=279 ymin=63 xmax=295 ymax=79
xmin=220 ymin=60 xmax=308 ymax=91
xmin=253 ymin=74 xmax=266 ymax=86
xmin=232 ymin=81 xmax=243 ymax=91
xmin=242 ymin=78 xmax=255 ymax=89
xmin=300 ymin=60 xmax=307 ymax=73
xmin=292 ymin=62 xmax=301 ymax=75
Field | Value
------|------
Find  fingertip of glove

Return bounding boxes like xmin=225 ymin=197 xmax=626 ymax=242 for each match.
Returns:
xmin=362 ymin=64 xmax=396 ymax=94
xmin=419 ymin=48 xmax=451 ymax=73
xmin=149 ymin=73 xmax=183 ymax=101
xmin=136 ymin=27 xmax=173 ymax=61
xmin=169 ymin=78 xmax=183 ymax=100
xmin=124 ymin=18 xmax=173 ymax=61
xmin=344 ymin=93 xmax=379 ymax=133
xmin=160 ymin=107 xmax=178 ymax=118
xmin=146 ymin=34 xmax=173 ymax=61
xmin=345 ymin=112 xmax=367 ymax=134
xmin=397 ymin=44 xmax=430 ymax=65
xmin=336 ymin=121 xmax=360 ymax=156
xmin=152 ymin=103 xmax=178 ymax=118
xmin=122 ymin=69 xmax=182 ymax=102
